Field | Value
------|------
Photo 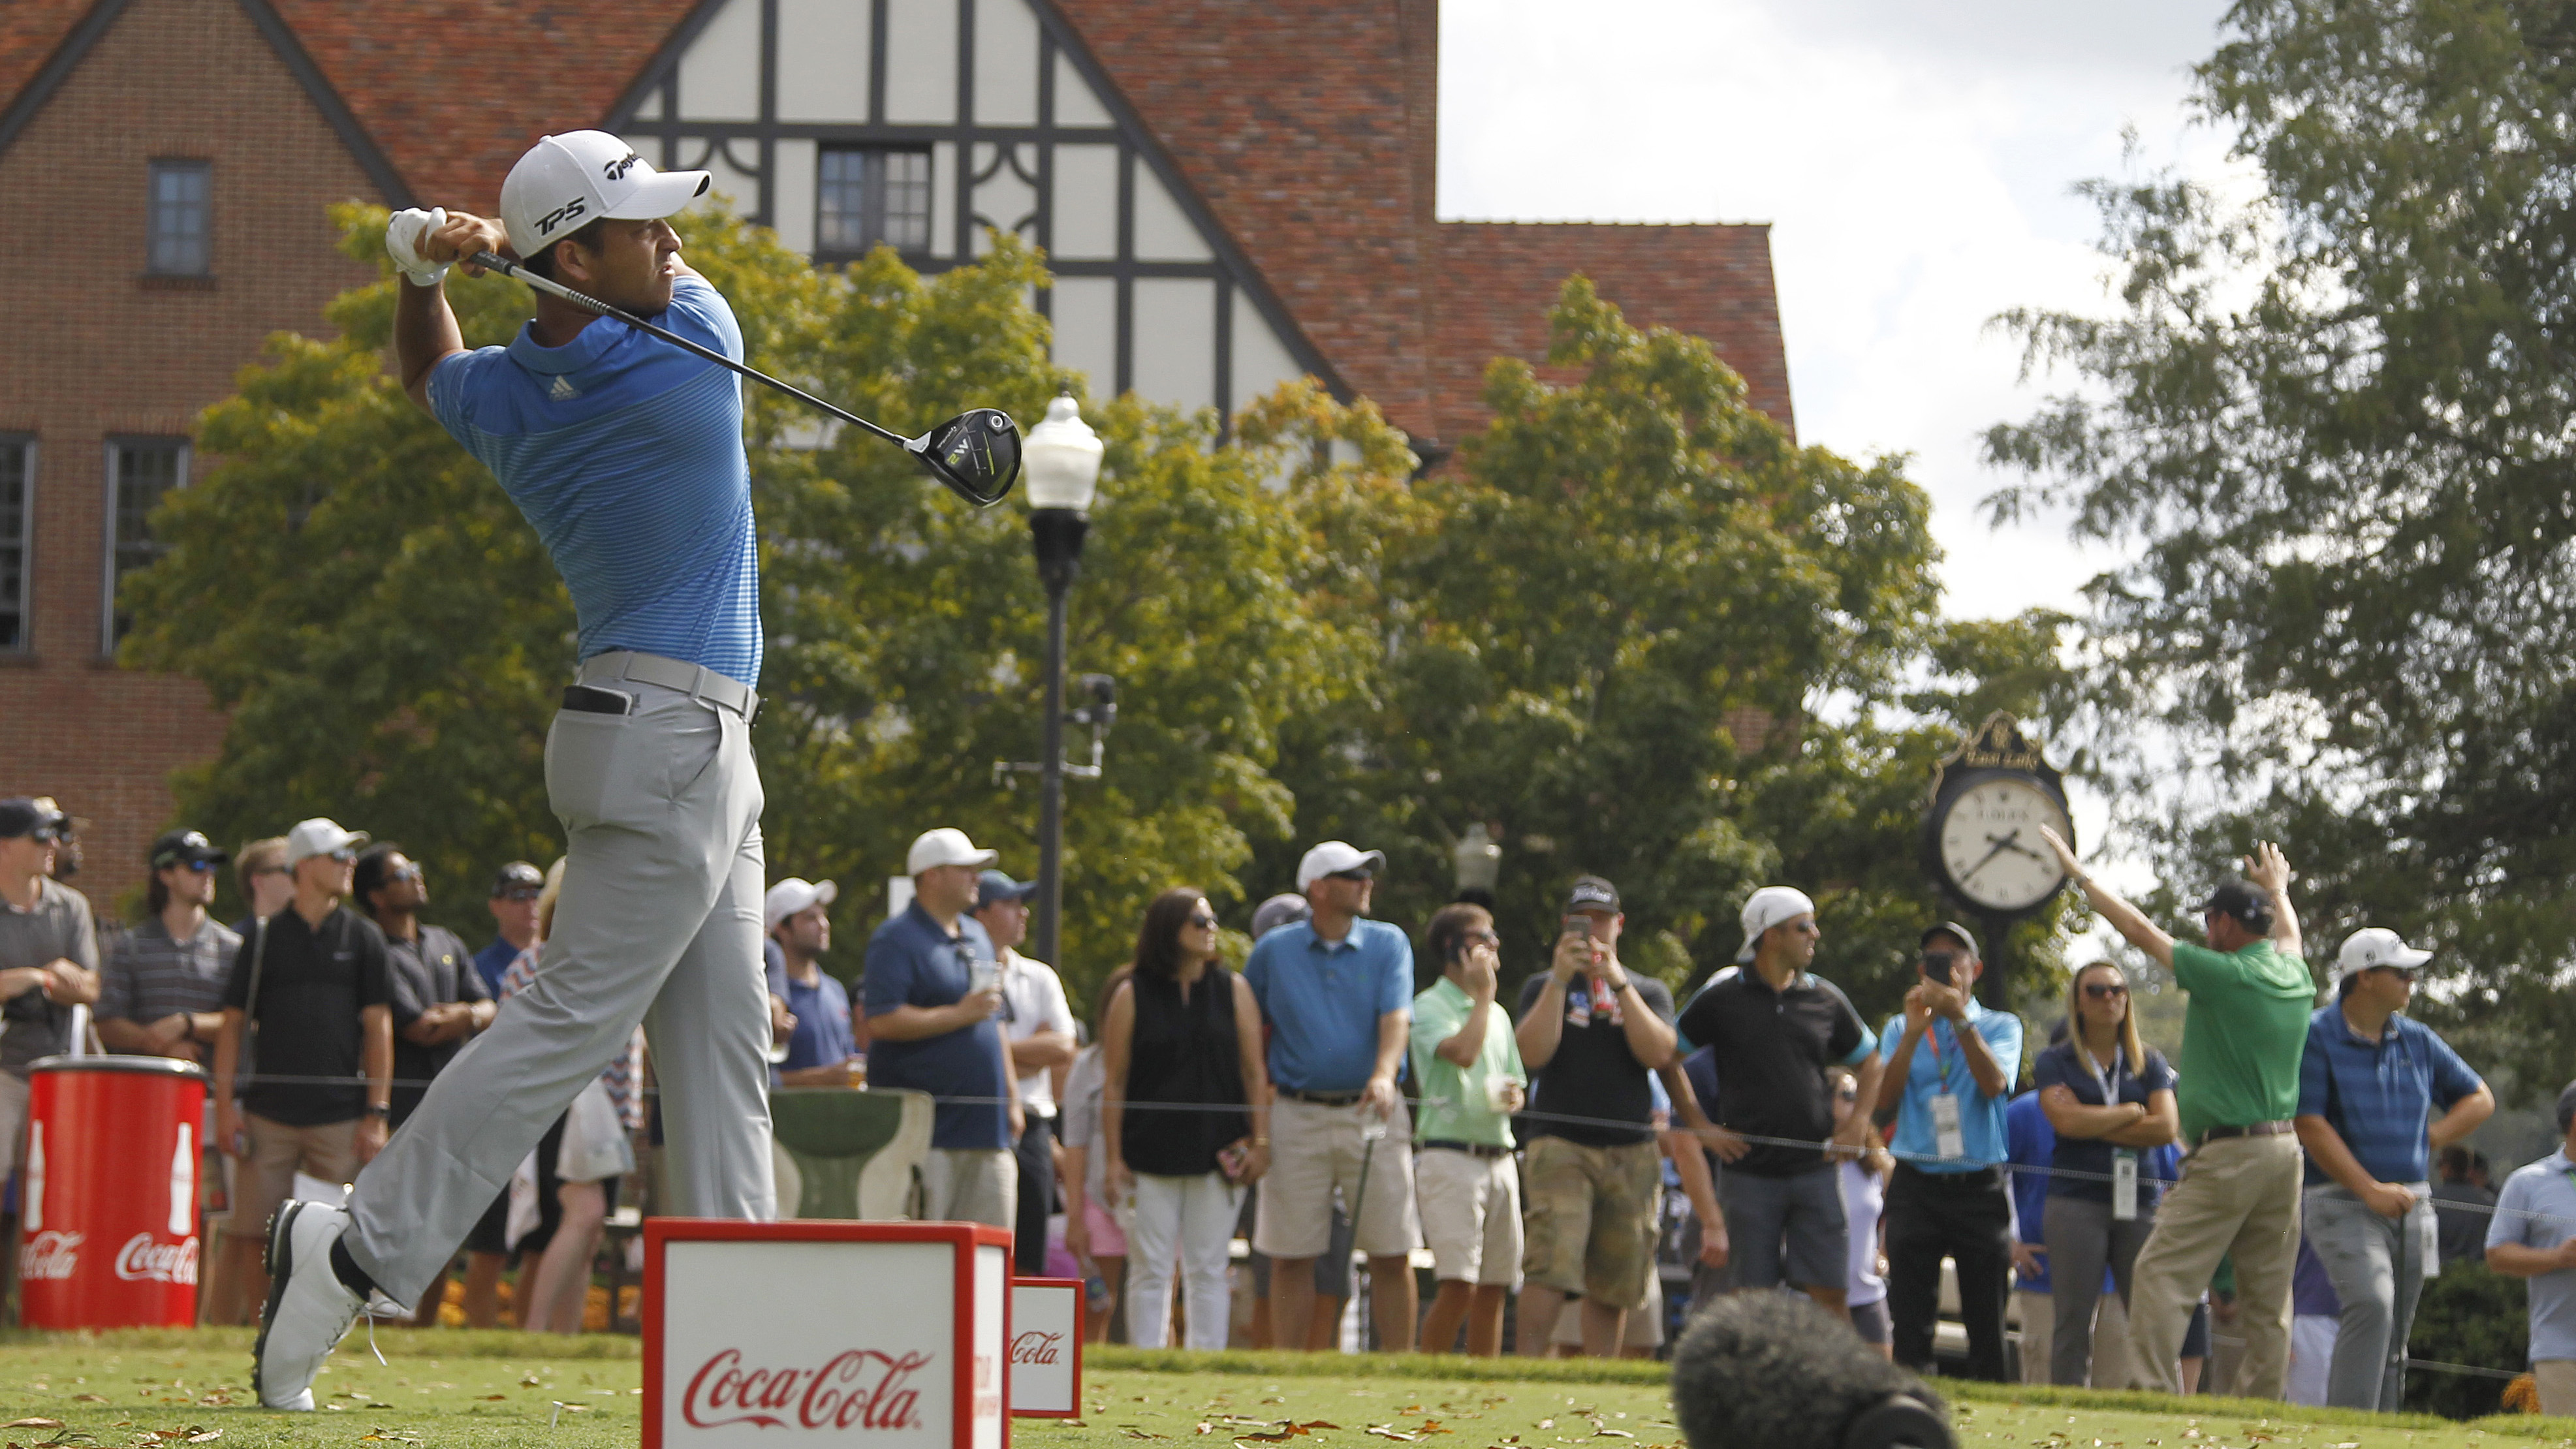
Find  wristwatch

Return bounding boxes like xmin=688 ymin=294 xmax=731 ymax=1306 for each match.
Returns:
xmin=364 ymin=1103 xmax=392 ymax=1119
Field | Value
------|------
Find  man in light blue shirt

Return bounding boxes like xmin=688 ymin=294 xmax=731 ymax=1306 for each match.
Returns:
xmin=258 ymin=132 xmax=776 ymax=1412
xmin=1873 ymin=920 xmax=2023 ymax=1381
xmin=1243 ymin=840 xmax=1418 ymax=1352
xmin=2489 ymin=1080 xmax=2576 ymax=1414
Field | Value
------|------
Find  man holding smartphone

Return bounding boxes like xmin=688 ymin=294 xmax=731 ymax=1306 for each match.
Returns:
xmin=1872 ymin=922 xmax=2024 ymax=1380
xmin=1513 ymin=876 xmax=1681 ymax=1357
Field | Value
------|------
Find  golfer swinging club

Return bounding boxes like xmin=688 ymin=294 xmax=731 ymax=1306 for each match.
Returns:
xmin=251 ymin=131 xmax=778 ymax=1408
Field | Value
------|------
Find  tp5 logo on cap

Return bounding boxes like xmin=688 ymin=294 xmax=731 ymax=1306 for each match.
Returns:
xmin=499 ymin=131 xmax=713 ymax=258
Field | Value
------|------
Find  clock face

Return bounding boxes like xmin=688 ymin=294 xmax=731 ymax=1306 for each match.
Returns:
xmin=1936 ymin=774 xmax=2071 ymax=912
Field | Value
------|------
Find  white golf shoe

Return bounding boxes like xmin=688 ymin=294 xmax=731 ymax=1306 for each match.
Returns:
xmin=253 ymin=1199 xmax=370 ymax=1410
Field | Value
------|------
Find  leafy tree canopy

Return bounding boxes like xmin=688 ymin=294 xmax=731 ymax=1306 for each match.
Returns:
xmin=1985 ymin=0 xmax=2576 ymax=1088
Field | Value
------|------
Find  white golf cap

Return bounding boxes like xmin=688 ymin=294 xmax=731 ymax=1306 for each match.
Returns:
xmin=1296 ymin=840 xmax=1386 ymax=892
xmin=907 ymin=828 xmax=998 ymax=876
xmin=499 ymin=130 xmax=711 ymax=259
xmin=284 ymin=817 xmax=369 ymax=867
xmin=2336 ymin=927 xmax=2433 ymax=980
xmin=1735 ymin=885 xmax=1817 ymax=963
xmin=764 ymin=877 xmax=839 ymax=933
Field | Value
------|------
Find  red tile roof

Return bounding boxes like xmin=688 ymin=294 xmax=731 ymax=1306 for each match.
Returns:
xmin=0 ymin=0 xmax=99 ymax=117
xmin=263 ymin=0 xmax=702 ymax=215
xmin=1432 ymin=221 xmax=1795 ymax=444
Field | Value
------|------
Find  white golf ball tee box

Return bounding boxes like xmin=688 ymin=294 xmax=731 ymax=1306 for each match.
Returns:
xmin=1003 ymin=1279 xmax=1080 ymax=1418
xmin=643 ymin=1220 xmax=1013 ymax=1449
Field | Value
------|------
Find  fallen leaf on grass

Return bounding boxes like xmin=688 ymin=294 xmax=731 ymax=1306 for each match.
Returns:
xmin=1123 ymin=1431 xmax=1167 ymax=1441
xmin=1590 ymin=1433 xmax=1632 ymax=1440
xmin=479 ymin=1395 xmax=507 ymax=1402
xmin=183 ymin=1435 xmax=219 ymax=1444
xmin=3 ymin=1426 xmax=61 ymax=1434
xmin=1365 ymin=1429 xmax=1419 ymax=1443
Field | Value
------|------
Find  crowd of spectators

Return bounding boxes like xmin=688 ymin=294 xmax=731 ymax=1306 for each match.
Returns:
xmin=10 ymin=793 xmax=2576 ymax=1401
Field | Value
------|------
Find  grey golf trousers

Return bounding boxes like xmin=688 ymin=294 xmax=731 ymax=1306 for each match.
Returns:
xmin=345 ymin=676 xmax=776 ymax=1301
xmin=2304 ymin=1181 xmax=2435 ymax=1410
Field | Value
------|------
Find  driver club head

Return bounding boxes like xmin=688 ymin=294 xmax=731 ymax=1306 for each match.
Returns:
xmin=913 ymin=408 xmax=1021 ymax=507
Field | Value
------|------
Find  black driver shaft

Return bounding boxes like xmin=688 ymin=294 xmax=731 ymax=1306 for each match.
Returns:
xmin=468 ymin=249 xmax=910 ymax=449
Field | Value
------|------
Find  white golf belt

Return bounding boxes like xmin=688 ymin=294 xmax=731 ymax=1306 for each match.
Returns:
xmin=578 ymin=650 xmax=759 ymax=720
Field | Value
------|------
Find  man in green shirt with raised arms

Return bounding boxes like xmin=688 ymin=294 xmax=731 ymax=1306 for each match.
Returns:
xmin=1409 ymin=902 xmax=1528 ymax=1356
xmin=2040 ymin=827 xmax=2314 ymax=1398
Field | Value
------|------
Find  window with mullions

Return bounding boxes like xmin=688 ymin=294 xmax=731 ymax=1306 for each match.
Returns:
xmin=148 ymin=160 xmax=212 ymax=275
xmin=0 ymin=437 xmax=30 ymax=651
xmin=102 ymin=438 xmax=187 ymax=653
xmin=816 ymin=148 xmax=932 ymax=259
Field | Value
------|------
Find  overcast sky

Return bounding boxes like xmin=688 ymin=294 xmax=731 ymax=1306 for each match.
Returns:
xmin=1439 ymin=0 xmax=2242 ymax=625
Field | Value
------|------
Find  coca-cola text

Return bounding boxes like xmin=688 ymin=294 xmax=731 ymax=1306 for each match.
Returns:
xmin=1009 ymin=1332 xmax=1061 ymax=1366
xmin=682 ymin=1348 xmax=931 ymax=1431
xmin=18 ymin=1230 xmax=82 ymax=1281
xmin=114 ymin=1233 xmax=200 ymax=1285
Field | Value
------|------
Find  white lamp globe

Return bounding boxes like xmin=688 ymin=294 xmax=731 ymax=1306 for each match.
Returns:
xmin=1023 ymin=394 xmax=1104 ymax=511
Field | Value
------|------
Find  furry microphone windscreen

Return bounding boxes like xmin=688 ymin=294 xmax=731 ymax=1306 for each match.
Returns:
xmin=1669 ymin=1292 xmax=1955 ymax=1449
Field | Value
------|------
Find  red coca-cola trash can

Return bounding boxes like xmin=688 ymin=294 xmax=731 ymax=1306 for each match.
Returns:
xmin=17 ymin=1054 xmax=206 ymax=1328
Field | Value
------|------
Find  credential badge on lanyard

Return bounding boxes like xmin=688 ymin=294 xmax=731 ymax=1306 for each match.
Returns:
xmin=1926 ymin=1026 xmax=1966 ymax=1161
xmin=2090 ymin=1046 xmax=2139 ymax=1219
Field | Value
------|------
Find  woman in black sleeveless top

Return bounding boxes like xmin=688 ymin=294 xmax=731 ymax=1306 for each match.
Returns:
xmin=1101 ymin=887 xmax=1272 ymax=1349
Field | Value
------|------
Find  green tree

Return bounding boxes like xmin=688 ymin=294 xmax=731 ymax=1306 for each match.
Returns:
xmin=1983 ymin=0 xmax=2576 ymax=1085
xmin=1264 ymin=278 xmax=2073 ymax=1023
xmin=124 ymin=205 xmax=1407 ymax=1006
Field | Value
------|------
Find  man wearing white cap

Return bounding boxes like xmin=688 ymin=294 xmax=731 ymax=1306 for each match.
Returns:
xmin=1243 ymin=840 xmax=1421 ymax=1352
xmin=866 ymin=830 xmax=1022 ymax=1226
xmin=249 ymin=136 xmax=775 ymax=1410
xmin=765 ymin=879 xmax=860 ymax=1087
xmin=2293 ymin=927 xmax=2492 ymax=1409
xmin=1672 ymin=885 xmax=1881 ymax=1320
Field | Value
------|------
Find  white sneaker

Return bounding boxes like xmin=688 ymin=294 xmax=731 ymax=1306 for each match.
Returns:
xmin=253 ymin=1200 xmax=364 ymax=1410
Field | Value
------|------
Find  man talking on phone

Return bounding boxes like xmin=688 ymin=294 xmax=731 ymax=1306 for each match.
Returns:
xmin=1872 ymin=922 xmax=2023 ymax=1380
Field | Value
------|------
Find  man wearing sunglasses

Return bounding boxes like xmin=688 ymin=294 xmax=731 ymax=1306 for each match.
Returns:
xmin=2293 ymin=927 xmax=2491 ymax=1409
xmin=473 ymin=862 xmax=546 ymax=999
xmin=356 ymin=847 xmax=494 ymax=1132
xmin=2038 ymin=826 xmax=2314 ymax=1399
xmin=0 ymin=798 xmax=101 ymax=1195
xmin=99 ymin=830 xmax=240 ymax=1067
xmin=1872 ymin=921 xmax=2023 ymax=1380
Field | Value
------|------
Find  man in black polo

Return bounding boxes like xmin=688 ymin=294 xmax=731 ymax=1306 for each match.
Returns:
xmin=208 ymin=818 xmax=393 ymax=1322
xmin=1675 ymin=884 xmax=1883 ymax=1320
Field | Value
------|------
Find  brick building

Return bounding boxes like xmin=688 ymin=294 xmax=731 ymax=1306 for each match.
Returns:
xmin=0 ymin=0 xmax=1793 ymax=907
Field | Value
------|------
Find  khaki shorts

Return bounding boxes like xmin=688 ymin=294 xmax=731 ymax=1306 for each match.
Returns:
xmin=1520 ymin=1134 xmax=1661 ymax=1310
xmin=1253 ymin=1098 xmax=1419 ymax=1259
xmin=226 ymin=1114 xmax=360 ymax=1240
xmin=1417 ymin=1147 xmax=1522 ymax=1286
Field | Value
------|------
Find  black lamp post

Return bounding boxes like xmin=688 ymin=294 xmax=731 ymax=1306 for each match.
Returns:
xmin=1020 ymin=394 xmax=1104 ymax=967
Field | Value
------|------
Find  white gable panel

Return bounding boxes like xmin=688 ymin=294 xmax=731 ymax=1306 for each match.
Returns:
xmin=1133 ymin=278 xmax=1216 ymax=413
xmin=676 ymin=0 xmax=761 ymax=121
xmin=635 ymin=88 xmax=662 ymax=121
xmin=1050 ymin=144 xmax=1117 ymax=260
xmin=1050 ymin=279 xmax=1117 ymax=398
xmin=885 ymin=0 xmax=958 ymax=124
xmin=1231 ymin=290 xmax=1304 ymax=413
xmin=778 ymin=0 xmax=872 ymax=123
xmin=1053 ymin=50 xmax=1111 ymax=127
xmin=1132 ymin=165 xmax=1211 ymax=262
xmin=931 ymin=140 xmax=958 ymax=258
xmin=974 ymin=0 xmax=1039 ymax=125
xmin=772 ymin=138 xmax=818 ymax=254
xmin=971 ymin=143 xmax=1036 ymax=256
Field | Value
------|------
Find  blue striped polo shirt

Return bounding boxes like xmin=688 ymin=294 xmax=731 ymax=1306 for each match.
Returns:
xmin=428 ymin=273 xmax=761 ymax=686
xmin=2297 ymin=1004 xmax=2482 ymax=1186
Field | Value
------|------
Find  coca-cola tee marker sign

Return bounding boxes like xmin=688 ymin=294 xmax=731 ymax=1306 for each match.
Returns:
xmin=1006 ymin=1280 xmax=1080 ymax=1418
xmin=644 ymin=1220 xmax=1010 ymax=1449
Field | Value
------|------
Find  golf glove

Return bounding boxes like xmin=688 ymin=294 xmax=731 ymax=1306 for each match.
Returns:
xmin=385 ymin=206 xmax=450 ymax=288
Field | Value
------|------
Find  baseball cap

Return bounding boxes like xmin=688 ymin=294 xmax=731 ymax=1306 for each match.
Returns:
xmin=2333 ymin=927 xmax=2432 ymax=994
xmin=907 ymin=827 xmax=999 ymax=875
xmin=0 ymin=798 xmax=68 ymax=842
xmin=149 ymin=829 xmax=228 ymax=871
xmin=490 ymin=861 xmax=544 ymax=897
xmin=1295 ymin=841 xmax=1386 ymax=892
xmin=500 ymin=131 xmax=711 ymax=260
xmin=973 ymin=869 xmax=1039 ymax=910
xmin=1565 ymin=875 xmax=1621 ymax=914
xmin=284 ymin=817 xmax=369 ymax=867
xmin=764 ymin=877 xmax=839 ymax=933
xmin=2196 ymin=879 xmax=2272 ymax=924
xmin=1251 ymin=893 xmax=1312 ymax=939
xmin=1921 ymin=920 xmax=1981 ymax=958
xmin=1735 ymin=884 xmax=1817 ymax=963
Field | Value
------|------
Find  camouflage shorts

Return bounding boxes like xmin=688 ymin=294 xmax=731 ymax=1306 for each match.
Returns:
xmin=1518 ymin=1134 xmax=1661 ymax=1309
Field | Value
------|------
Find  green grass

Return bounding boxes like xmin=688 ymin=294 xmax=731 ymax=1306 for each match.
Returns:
xmin=0 ymin=1333 xmax=2568 ymax=1449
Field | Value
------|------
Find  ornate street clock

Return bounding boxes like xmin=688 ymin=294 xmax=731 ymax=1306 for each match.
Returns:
xmin=1921 ymin=712 xmax=2073 ymax=991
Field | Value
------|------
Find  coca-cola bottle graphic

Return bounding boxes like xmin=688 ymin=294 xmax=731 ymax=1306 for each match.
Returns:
xmin=168 ymin=1123 xmax=195 ymax=1236
xmin=22 ymin=1121 xmax=42 ymax=1231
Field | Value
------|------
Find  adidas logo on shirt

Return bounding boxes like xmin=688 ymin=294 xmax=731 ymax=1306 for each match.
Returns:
xmin=550 ymin=375 xmax=580 ymax=401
